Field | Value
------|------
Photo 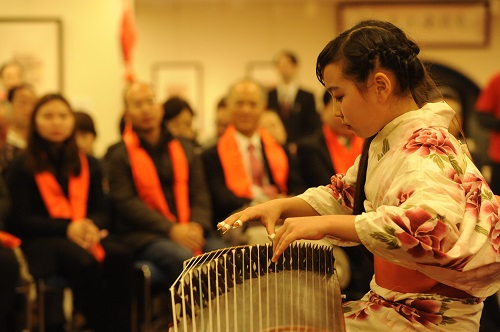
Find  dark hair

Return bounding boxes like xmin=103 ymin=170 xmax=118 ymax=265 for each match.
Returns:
xmin=74 ymin=111 xmax=97 ymax=137
xmin=7 ymin=83 xmax=34 ymax=103
xmin=162 ymin=96 xmax=194 ymax=123
xmin=316 ymin=20 xmax=438 ymax=215
xmin=316 ymin=19 xmax=437 ymax=108
xmin=25 ymin=93 xmax=80 ymax=176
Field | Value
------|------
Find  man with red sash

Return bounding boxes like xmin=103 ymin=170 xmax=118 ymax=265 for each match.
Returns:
xmin=202 ymin=79 xmax=306 ymax=232
xmin=106 ymin=82 xmax=227 ymax=288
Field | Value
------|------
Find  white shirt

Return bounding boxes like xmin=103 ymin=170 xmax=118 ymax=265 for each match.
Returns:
xmin=234 ymin=130 xmax=271 ymax=199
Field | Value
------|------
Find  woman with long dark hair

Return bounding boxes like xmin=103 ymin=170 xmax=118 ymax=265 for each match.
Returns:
xmin=5 ymin=93 xmax=132 ymax=331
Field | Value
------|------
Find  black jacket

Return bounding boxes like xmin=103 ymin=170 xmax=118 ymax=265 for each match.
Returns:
xmin=104 ymin=132 xmax=212 ymax=252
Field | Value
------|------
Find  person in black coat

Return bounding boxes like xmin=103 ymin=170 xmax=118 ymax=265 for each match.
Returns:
xmin=267 ymin=50 xmax=321 ymax=151
xmin=105 ymin=82 xmax=227 ymax=289
xmin=0 ymin=175 xmax=21 ymax=332
xmin=5 ymin=93 xmax=133 ymax=332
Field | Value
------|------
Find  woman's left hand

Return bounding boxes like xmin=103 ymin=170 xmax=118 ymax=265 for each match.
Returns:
xmin=271 ymin=217 xmax=329 ymax=262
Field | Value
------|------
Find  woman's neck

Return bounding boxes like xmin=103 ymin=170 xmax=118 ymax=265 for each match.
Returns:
xmin=387 ymin=95 xmax=419 ymax=123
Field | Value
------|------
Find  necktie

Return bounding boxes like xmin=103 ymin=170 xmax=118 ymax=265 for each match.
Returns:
xmin=281 ymin=94 xmax=291 ymax=119
xmin=248 ymin=143 xmax=264 ymax=187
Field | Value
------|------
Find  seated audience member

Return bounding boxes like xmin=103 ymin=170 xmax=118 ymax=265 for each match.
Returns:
xmin=105 ymin=82 xmax=227 ymax=289
xmin=5 ymin=93 xmax=133 ymax=332
xmin=203 ymin=96 xmax=231 ymax=148
xmin=0 ymin=101 xmax=11 ymax=173
xmin=0 ymin=176 xmax=21 ymax=332
xmin=202 ymin=79 xmax=306 ymax=230
xmin=74 ymin=111 xmax=97 ymax=156
xmin=215 ymin=97 xmax=230 ymax=138
xmin=0 ymin=61 xmax=25 ymax=101
xmin=163 ymin=96 xmax=197 ymax=143
xmin=0 ymin=84 xmax=37 ymax=173
xmin=6 ymin=84 xmax=37 ymax=151
xmin=259 ymin=110 xmax=287 ymax=146
xmin=296 ymin=91 xmax=364 ymax=187
xmin=0 ymin=237 xmax=20 ymax=332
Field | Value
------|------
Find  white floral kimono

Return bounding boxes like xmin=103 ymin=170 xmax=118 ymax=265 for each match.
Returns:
xmin=299 ymin=102 xmax=500 ymax=331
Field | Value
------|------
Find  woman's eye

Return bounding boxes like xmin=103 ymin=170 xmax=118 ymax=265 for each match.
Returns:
xmin=335 ymin=96 xmax=343 ymax=102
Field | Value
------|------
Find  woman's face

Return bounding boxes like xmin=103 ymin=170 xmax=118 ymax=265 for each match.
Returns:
xmin=166 ymin=108 xmax=195 ymax=140
xmin=323 ymin=62 xmax=383 ymax=138
xmin=35 ymin=99 xmax=75 ymax=143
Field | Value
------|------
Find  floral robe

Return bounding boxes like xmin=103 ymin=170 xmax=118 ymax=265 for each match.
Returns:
xmin=299 ymin=102 xmax=500 ymax=331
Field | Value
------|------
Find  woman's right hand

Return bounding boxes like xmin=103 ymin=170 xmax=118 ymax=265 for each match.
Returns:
xmin=67 ymin=219 xmax=107 ymax=249
xmin=218 ymin=198 xmax=287 ymax=237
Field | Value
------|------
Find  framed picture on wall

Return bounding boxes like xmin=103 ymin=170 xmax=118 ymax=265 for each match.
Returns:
xmin=0 ymin=18 xmax=64 ymax=94
xmin=246 ymin=61 xmax=279 ymax=90
xmin=151 ymin=61 xmax=203 ymax=128
xmin=337 ymin=1 xmax=491 ymax=48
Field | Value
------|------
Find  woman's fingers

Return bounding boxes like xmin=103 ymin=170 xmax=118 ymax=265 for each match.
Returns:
xmin=271 ymin=223 xmax=293 ymax=262
xmin=217 ymin=208 xmax=267 ymax=233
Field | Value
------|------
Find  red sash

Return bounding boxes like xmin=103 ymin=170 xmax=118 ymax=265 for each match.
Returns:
xmin=217 ymin=125 xmax=288 ymax=199
xmin=35 ymin=152 xmax=105 ymax=262
xmin=322 ymin=125 xmax=363 ymax=174
xmin=374 ymin=256 xmax=470 ymax=298
xmin=123 ymin=123 xmax=190 ymax=224
xmin=0 ymin=231 xmax=21 ymax=249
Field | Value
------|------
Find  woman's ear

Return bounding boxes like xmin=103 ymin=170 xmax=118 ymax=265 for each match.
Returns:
xmin=373 ymin=72 xmax=392 ymax=101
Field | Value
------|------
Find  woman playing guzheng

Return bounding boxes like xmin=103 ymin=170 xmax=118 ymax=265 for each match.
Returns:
xmin=220 ymin=19 xmax=500 ymax=331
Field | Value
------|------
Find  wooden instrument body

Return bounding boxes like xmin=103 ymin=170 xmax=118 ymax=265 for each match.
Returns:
xmin=170 ymin=243 xmax=346 ymax=332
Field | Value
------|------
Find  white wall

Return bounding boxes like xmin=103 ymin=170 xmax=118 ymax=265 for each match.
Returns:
xmin=1 ymin=0 xmax=127 ymax=157
xmin=1 ymin=0 xmax=499 ymax=156
xmin=135 ymin=1 xmax=500 ymax=142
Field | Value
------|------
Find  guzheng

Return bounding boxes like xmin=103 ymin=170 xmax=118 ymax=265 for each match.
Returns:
xmin=169 ymin=242 xmax=346 ymax=332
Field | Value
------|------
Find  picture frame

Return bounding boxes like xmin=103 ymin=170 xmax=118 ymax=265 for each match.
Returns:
xmin=337 ymin=1 xmax=491 ymax=48
xmin=151 ymin=61 xmax=203 ymax=127
xmin=0 ymin=18 xmax=64 ymax=93
xmin=245 ymin=61 xmax=279 ymax=90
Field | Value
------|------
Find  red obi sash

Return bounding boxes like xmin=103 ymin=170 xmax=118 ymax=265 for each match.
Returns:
xmin=35 ymin=152 xmax=105 ymax=262
xmin=374 ymin=256 xmax=470 ymax=298
xmin=217 ymin=125 xmax=288 ymax=199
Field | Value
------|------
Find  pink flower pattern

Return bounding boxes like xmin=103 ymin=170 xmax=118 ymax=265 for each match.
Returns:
xmin=344 ymin=291 xmax=452 ymax=327
xmin=391 ymin=207 xmax=449 ymax=260
xmin=326 ymin=173 xmax=355 ymax=210
xmin=396 ymin=188 xmax=415 ymax=205
xmin=462 ymin=173 xmax=483 ymax=219
xmin=403 ymin=128 xmax=457 ymax=157
xmin=368 ymin=292 xmax=445 ymax=327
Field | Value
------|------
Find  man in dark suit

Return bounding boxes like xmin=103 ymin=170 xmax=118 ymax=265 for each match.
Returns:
xmin=267 ymin=50 xmax=321 ymax=152
xmin=202 ymin=79 xmax=306 ymax=230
